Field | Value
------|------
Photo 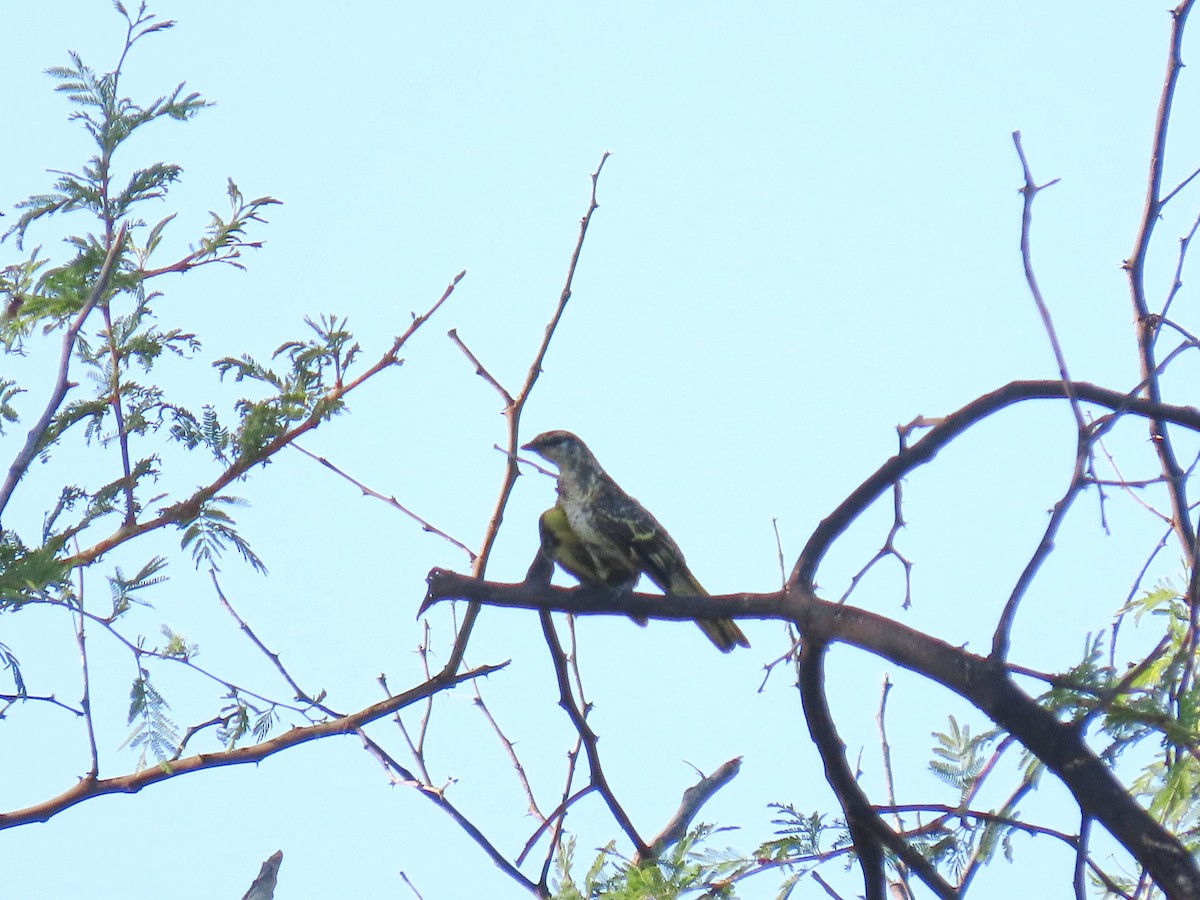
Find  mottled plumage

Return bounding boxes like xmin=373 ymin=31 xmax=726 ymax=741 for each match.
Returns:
xmin=522 ymin=430 xmax=749 ymax=652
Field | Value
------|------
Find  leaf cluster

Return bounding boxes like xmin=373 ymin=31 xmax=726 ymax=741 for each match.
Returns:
xmin=551 ymin=826 xmax=743 ymax=900
xmin=0 ymin=2 xmax=292 ymax=764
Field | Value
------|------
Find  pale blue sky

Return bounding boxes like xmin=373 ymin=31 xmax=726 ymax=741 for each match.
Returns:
xmin=2 ymin=3 xmax=1195 ymax=898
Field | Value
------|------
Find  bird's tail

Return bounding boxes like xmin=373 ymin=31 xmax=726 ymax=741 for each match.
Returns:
xmin=668 ymin=568 xmax=750 ymax=653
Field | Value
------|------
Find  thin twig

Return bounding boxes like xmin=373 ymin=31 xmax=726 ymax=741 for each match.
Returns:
xmin=399 ymin=871 xmax=426 ymax=900
xmin=72 ymin=561 xmax=100 ymax=778
xmin=874 ymin=676 xmax=908 ymax=895
xmin=0 ymin=694 xmax=84 ymax=717
xmin=291 ymin=443 xmax=475 ymax=563
xmin=447 ymin=328 xmax=514 ymax=405
xmin=99 ymin=298 xmax=138 ymax=525
xmin=1159 ymin=209 xmax=1200 ymax=324
xmin=519 ymin=778 xmax=590 ymax=865
xmin=439 ymin=152 xmax=610 ymax=678
xmin=380 ymin=672 xmax=433 ymax=786
xmin=380 ymin=621 xmax=438 ymax=786
xmin=209 ymin=570 xmax=340 ymax=716
xmin=991 ymin=426 xmax=1098 ymax=660
xmin=1012 ymin=131 xmax=1084 ymax=435
xmin=959 ymin=762 xmax=1037 ymax=892
xmin=840 ymin=429 xmax=913 ymax=607
xmin=772 ymin=517 xmax=787 ymax=588
xmin=472 ymin=684 xmax=544 ymax=821
xmin=1125 ymin=0 xmax=1198 ymax=629
xmin=812 ymin=870 xmax=849 ymax=900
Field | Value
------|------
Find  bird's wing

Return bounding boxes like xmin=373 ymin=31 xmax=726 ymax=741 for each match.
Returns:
xmin=593 ymin=481 xmax=751 ymax=652
xmin=590 ymin=483 xmax=702 ymax=595
xmin=541 ymin=505 xmax=648 ymax=626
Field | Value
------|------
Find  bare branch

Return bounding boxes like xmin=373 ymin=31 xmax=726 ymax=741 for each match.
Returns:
xmin=992 ymin=422 xmax=1100 ymax=659
xmin=209 ymin=570 xmax=338 ymax=715
xmin=448 ymin=327 xmax=514 ymax=405
xmin=875 ymin=676 xmax=908 ymax=894
xmin=438 ymin=152 xmax=611 ymax=677
xmin=1011 ymin=131 xmax=1084 ymax=435
xmin=291 ymin=442 xmax=476 ymax=563
xmin=538 ymin=608 xmax=648 ymax=858
xmin=791 ymin=379 xmax=1200 ymax=594
xmin=840 ymin=427 xmax=913 ymax=607
xmin=1125 ymin=0 xmax=1198 ymax=562
xmin=472 ymin=683 xmax=544 ymax=822
xmin=72 ymin=564 xmax=100 ymax=778
xmin=796 ymin=638 xmax=954 ymax=900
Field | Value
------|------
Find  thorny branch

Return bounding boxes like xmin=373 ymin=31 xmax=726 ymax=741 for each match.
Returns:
xmin=437 ymin=151 xmax=611 ymax=678
xmin=874 ymin=677 xmax=909 ymax=897
xmin=291 ymin=442 xmax=476 ymax=563
xmin=394 ymin=155 xmax=636 ymax=890
xmin=839 ymin=426 xmax=914 ymax=608
xmin=1127 ymin=1 xmax=1198 ymax=593
xmin=425 ymin=570 xmax=1200 ymax=895
xmin=1011 ymin=131 xmax=1083 ymax=434
xmin=428 ymin=369 xmax=1200 ymax=896
xmin=538 ymin=608 xmax=649 ymax=860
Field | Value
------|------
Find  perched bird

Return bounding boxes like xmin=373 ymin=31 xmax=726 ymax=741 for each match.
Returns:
xmin=534 ymin=504 xmax=649 ymax=625
xmin=522 ymin=430 xmax=750 ymax=652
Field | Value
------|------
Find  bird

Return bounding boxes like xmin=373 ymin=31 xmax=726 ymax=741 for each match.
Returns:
xmin=521 ymin=429 xmax=750 ymax=652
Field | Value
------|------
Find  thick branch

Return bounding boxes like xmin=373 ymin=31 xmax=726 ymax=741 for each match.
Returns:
xmin=791 ymin=379 xmax=1200 ymax=591
xmin=797 ymin=639 xmax=952 ymax=900
xmin=426 ymin=572 xmax=1200 ymax=896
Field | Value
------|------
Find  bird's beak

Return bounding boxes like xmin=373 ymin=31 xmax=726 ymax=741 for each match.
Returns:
xmin=520 ymin=441 xmax=535 ymax=452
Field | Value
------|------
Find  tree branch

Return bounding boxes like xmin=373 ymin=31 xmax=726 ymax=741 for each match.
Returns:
xmin=437 ymin=152 xmax=610 ymax=678
xmin=425 ymin=571 xmax=1200 ymax=896
xmin=791 ymin=379 xmax=1200 ymax=593
xmin=0 ymin=222 xmax=129 ymax=517
xmin=0 ymin=662 xmax=504 ymax=829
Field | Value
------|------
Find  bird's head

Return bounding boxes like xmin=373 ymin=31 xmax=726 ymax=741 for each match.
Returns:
xmin=521 ymin=430 xmax=596 ymax=471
